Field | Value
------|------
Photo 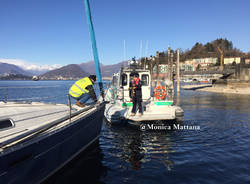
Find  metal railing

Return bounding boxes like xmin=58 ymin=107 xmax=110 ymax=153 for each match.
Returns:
xmin=68 ymin=94 xmax=72 ymax=123
xmin=0 ymin=88 xmax=8 ymax=103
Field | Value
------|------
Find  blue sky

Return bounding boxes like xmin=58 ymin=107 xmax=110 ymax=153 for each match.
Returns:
xmin=0 ymin=0 xmax=249 ymax=67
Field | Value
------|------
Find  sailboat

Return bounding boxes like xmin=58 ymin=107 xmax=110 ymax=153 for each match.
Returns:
xmin=0 ymin=0 xmax=105 ymax=183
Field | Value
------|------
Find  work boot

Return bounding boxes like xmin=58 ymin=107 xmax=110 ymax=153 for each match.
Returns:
xmin=130 ymin=112 xmax=135 ymax=116
xmin=76 ymin=101 xmax=85 ymax=108
xmin=138 ymin=113 xmax=142 ymax=116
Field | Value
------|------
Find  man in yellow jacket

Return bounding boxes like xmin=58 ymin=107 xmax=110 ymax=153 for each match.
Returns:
xmin=69 ymin=75 xmax=97 ymax=107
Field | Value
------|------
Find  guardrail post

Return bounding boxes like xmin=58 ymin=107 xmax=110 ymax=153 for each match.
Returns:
xmin=68 ymin=95 xmax=72 ymax=123
xmin=4 ymin=88 xmax=7 ymax=103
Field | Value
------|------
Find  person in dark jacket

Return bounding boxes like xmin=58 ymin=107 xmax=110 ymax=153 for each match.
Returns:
xmin=69 ymin=75 xmax=97 ymax=107
xmin=129 ymin=73 xmax=143 ymax=116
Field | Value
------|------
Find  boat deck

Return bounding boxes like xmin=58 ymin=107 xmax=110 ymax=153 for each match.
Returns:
xmin=126 ymin=113 xmax=176 ymax=121
xmin=0 ymin=101 xmax=94 ymax=148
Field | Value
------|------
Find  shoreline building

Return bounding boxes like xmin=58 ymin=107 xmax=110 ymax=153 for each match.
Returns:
xmin=181 ymin=57 xmax=218 ymax=71
xmin=224 ymin=57 xmax=241 ymax=65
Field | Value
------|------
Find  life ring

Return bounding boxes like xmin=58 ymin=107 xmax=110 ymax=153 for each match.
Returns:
xmin=154 ymin=86 xmax=167 ymax=100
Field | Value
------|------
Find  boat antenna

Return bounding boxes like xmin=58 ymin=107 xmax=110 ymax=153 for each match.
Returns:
xmin=144 ymin=40 xmax=148 ymax=69
xmin=123 ymin=40 xmax=126 ymax=62
xmin=122 ymin=40 xmax=126 ymax=68
xmin=84 ymin=0 xmax=104 ymax=100
xmin=139 ymin=40 xmax=142 ymax=64
xmin=145 ymin=40 xmax=148 ymax=58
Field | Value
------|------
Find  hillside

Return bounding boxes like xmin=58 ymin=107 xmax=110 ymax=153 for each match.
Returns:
xmin=0 ymin=63 xmax=32 ymax=76
xmin=0 ymin=60 xmax=127 ymax=80
xmin=180 ymin=38 xmax=247 ymax=61
xmin=79 ymin=61 xmax=127 ymax=77
xmin=41 ymin=64 xmax=89 ymax=80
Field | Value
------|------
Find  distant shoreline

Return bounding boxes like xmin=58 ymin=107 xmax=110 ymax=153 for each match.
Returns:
xmin=0 ymin=78 xmax=112 ymax=81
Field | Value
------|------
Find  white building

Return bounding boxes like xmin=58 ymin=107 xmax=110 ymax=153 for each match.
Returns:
xmin=183 ymin=58 xmax=217 ymax=71
xmin=224 ymin=57 xmax=241 ymax=65
xmin=245 ymin=59 xmax=250 ymax=64
xmin=192 ymin=58 xmax=218 ymax=65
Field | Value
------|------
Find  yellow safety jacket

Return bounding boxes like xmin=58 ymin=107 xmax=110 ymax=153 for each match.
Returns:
xmin=69 ymin=77 xmax=93 ymax=98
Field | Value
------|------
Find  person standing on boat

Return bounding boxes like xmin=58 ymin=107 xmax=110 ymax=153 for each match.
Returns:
xmin=130 ymin=73 xmax=143 ymax=116
xmin=69 ymin=75 xmax=98 ymax=107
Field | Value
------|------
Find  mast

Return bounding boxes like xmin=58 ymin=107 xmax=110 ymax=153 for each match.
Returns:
xmin=84 ymin=0 xmax=104 ymax=99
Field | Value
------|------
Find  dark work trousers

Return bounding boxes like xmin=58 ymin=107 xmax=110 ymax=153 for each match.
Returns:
xmin=131 ymin=96 xmax=142 ymax=114
xmin=73 ymin=93 xmax=92 ymax=103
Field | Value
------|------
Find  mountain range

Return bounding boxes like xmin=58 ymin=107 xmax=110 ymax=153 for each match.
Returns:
xmin=40 ymin=64 xmax=89 ymax=80
xmin=41 ymin=61 xmax=127 ymax=80
xmin=79 ymin=61 xmax=128 ymax=77
xmin=0 ymin=63 xmax=32 ymax=76
xmin=0 ymin=59 xmax=62 ymax=76
xmin=0 ymin=61 xmax=128 ymax=80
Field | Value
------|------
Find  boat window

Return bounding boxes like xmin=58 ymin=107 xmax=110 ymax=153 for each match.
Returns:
xmin=129 ymin=72 xmax=139 ymax=83
xmin=112 ymin=76 xmax=118 ymax=86
xmin=153 ymin=80 xmax=168 ymax=87
xmin=121 ymin=74 xmax=127 ymax=86
xmin=0 ymin=118 xmax=15 ymax=131
xmin=141 ymin=74 xmax=149 ymax=86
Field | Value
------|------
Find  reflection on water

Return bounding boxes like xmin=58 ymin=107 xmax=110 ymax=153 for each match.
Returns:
xmin=100 ymin=90 xmax=250 ymax=184
xmin=100 ymin=124 xmax=179 ymax=183
xmin=180 ymin=90 xmax=250 ymax=114
xmin=1 ymin=81 xmax=250 ymax=183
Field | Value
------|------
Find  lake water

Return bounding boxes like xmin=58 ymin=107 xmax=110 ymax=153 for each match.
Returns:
xmin=1 ymin=81 xmax=250 ymax=184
